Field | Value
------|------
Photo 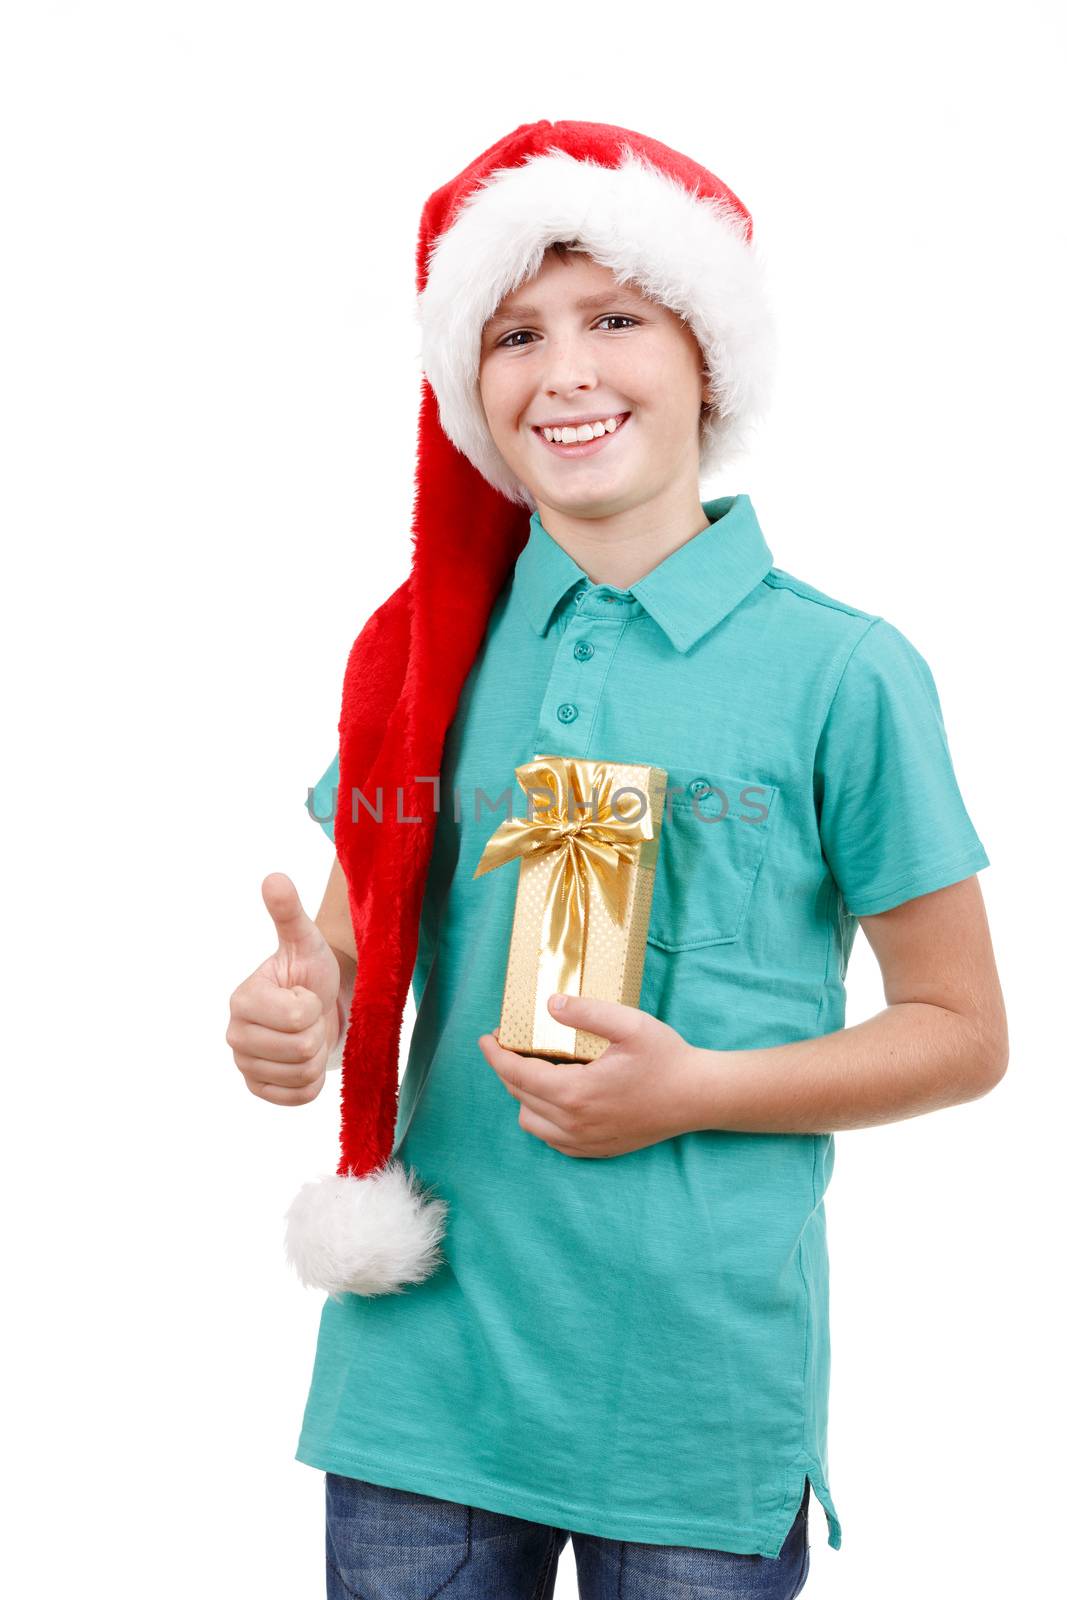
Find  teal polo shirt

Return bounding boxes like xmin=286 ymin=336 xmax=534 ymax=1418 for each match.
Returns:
xmin=297 ymin=493 xmax=989 ymax=1557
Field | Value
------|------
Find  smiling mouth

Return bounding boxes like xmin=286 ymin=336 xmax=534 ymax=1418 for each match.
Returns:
xmin=533 ymin=412 xmax=632 ymax=458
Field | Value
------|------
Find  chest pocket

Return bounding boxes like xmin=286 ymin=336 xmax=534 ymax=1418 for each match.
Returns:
xmin=647 ymin=768 xmax=779 ymax=951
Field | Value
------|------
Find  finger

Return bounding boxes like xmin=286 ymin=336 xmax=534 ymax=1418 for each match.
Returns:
xmin=477 ymin=1031 xmax=584 ymax=1110
xmin=227 ymin=1014 xmax=327 ymax=1066
xmin=516 ymin=1102 xmax=585 ymax=1156
xmin=480 ymin=1039 xmax=579 ymax=1122
xmin=245 ymin=1073 xmax=325 ymax=1106
xmin=233 ymin=1045 xmax=327 ymax=1092
xmin=261 ymin=872 xmax=320 ymax=955
xmin=231 ymin=978 xmax=322 ymax=1033
xmin=546 ymin=992 xmax=645 ymax=1046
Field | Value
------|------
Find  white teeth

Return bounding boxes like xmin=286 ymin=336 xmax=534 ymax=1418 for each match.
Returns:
xmin=540 ymin=415 xmax=624 ymax=445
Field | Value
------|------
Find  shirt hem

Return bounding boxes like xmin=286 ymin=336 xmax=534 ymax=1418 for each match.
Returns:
xmin=844 ymin=844 xmax=990 ymax=917
xmin=296 ymin=1434 xmax=841 ymax=1558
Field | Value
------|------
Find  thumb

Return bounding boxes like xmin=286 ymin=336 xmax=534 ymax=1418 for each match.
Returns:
xmin=261 ymin=871 xmax=320 ymax=953
xmin=547 ymin=991 xmax=645 ymax=1045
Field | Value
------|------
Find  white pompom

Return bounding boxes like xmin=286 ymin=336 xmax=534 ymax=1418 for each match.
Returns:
xmin=284 ymin=1159 xmax=448 ymax=1298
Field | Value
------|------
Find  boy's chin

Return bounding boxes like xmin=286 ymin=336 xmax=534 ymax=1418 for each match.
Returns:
xmin=522 ymin=462 xmax=640 ymax=515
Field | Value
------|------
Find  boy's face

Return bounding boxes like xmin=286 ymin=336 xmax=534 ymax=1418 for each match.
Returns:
xmin=478 ymin=251 xmax=709 ymax=521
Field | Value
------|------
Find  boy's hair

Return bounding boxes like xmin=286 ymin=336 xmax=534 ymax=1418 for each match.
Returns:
xmin=544 ymin=239 xmax=715 ymax=427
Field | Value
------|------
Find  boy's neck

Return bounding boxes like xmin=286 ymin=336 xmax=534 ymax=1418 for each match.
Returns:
xmin=535 ymin=480 xmax=713 ymax=590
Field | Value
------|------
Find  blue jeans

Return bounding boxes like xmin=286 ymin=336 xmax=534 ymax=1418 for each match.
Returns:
xmin=325 ymin=1471 xmax=811 ymax=1599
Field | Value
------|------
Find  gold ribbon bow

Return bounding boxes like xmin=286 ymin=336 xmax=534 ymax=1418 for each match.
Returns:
xmin=473 ymin=755 xmax=658 ymax=1046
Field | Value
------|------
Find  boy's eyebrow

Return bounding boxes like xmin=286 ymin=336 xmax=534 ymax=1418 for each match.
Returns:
xmin=482 ymin=287 xmax=649 ymax=332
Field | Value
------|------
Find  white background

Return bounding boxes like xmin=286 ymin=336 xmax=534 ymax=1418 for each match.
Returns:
xmin=3 ymin=3 xmax=1063 ymax=1596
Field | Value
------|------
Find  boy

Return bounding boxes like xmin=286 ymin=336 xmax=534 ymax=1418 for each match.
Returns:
xmin=227 ymin=122 xmax=1007 ymax=1598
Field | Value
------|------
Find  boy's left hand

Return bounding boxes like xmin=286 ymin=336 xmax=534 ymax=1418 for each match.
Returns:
xmin=477 ymin=992 xmax=705 ymax=1157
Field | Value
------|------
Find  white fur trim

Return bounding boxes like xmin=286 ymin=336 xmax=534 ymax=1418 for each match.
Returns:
xmin=284 ymin=1159 xmax=448 ymax=1298
xmin=416 ymin=145 xmax=777 ymax=507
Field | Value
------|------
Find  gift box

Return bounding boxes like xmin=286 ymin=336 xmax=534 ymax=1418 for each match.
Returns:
xmin=472 ymin=754 xmax=668 ymax=1062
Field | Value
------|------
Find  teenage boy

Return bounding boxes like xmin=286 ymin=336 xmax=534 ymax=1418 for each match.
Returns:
xmin=227 ymin=121 xmax=1007 ymax=1599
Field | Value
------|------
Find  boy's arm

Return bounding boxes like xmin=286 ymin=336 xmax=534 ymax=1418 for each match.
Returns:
xmin=684 ymin=875 xmax=1009 ymax=1134
xmin=314 ymin=854 xmax=357 ymax=1057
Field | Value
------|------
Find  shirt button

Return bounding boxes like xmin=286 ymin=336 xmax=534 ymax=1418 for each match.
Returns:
xmin=574 ymin=587 xmax=588 ymax=604
xmin=557 ymin=702 xmax=579 ymax=724
xmin=688 ymin=777 xmax=711 ymax=798
xmin=573 ymin=640 xmax=594 ymax=661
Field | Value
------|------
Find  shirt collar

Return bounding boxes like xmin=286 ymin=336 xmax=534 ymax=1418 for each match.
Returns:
xmin=513 ymin=493 xmax=774 ymax=654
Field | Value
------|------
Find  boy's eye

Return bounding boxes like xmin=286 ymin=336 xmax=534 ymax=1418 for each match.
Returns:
xmin=497 ymin=314 xmax=639 ymax=349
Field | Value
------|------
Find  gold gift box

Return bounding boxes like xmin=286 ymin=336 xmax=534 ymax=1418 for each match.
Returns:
xmin=472 ymin=754 xmax=667 ymax=1062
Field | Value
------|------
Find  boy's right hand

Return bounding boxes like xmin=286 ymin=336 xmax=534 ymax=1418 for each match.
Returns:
xmin=227 ymin=873 xmax=341 ymax=1105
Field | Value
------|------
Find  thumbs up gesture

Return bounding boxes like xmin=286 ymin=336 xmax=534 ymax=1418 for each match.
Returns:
xmin=227 ymin=873 xmax=342 ymax=1105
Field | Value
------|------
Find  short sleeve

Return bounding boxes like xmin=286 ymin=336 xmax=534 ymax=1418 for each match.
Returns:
xmin=306 ymin=752 xmax=340 ymax=844
xmin=814 ymin=619 xmax=989 ymax=916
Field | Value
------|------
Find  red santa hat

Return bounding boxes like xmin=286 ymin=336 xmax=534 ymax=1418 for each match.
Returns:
xmin=284 ymin=119 xmax=776 ymax=1299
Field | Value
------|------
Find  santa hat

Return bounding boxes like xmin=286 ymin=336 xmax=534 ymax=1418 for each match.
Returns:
xmin=284 ymin=119 xmax=776 ymax=1299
